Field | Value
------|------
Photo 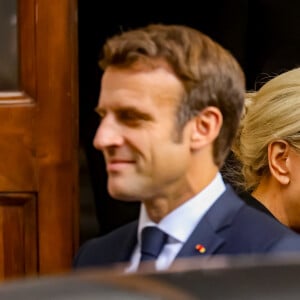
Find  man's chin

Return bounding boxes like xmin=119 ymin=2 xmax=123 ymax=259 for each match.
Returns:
xmin=108 ymin=188 xmax=140 ymax=202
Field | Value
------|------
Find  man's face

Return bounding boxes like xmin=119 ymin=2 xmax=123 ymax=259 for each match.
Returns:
xmin=93 ymin=65 xmax=193 ymax=202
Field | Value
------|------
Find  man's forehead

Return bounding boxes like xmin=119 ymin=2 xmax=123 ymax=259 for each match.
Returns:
xmin=100 ymin=66 xmax=184 ymax=108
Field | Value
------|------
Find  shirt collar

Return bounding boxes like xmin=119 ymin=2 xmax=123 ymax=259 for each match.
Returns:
xmin=137 ymin=172 xmax=226 ymax=244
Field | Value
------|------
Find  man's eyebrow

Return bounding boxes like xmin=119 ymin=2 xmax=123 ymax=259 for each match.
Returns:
xmin=94 ymin=106 xmax=153 ymax=120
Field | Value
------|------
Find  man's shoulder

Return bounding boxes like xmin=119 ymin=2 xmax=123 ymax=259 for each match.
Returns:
xmin=73 ymin=220 xmax=138 ymax=268
xmin=219 ymin=185 xmax=300 ymax=251
xmin=222 ymin=185 xmax=287 ymax=231
xmin=86 ymin=220 xmax=137 ymax=245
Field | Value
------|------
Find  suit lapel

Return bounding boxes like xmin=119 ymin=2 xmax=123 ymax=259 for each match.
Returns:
xmin=176 ymin=217 xmax=225 ymax=258
xmin=176 ymin=185 xmax=244 ymax=259
xmin=114 ymin=221 xmax=138 ymax=262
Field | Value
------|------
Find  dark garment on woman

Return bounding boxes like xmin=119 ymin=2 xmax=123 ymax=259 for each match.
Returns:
xmin=239 ymin=192 xmax=276 ymax=219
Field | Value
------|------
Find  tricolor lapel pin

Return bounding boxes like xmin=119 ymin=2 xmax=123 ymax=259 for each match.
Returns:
xmin=195 ymin=244 xmax=206 ymax=254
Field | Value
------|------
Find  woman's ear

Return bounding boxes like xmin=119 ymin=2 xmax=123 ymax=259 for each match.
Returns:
xmin=190 ymin=106 xmax=223 ymax=150
xmin=268 ymin=140 xmax=290 ymax=185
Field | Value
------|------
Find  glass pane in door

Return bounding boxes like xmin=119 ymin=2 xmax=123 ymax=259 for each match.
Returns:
xmin=0 ymin=0 xmax=18 ymax=91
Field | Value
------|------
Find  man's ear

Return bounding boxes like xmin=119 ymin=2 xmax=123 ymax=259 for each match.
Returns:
xmin=190 ymin=106 xmax=223 ymax=150
xmin=268 ymin=140 xmax=290 ymax=185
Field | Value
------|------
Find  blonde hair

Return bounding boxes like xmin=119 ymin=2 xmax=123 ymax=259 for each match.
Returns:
xmin=231 ymin=68 xmax=300 ymax=191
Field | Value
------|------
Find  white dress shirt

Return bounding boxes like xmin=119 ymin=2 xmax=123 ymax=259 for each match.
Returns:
xmin=125 ymin=172 xmax=226 ymax=273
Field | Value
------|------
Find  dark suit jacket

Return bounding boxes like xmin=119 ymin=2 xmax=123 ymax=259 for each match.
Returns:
xmin=73 ymin=185 xmax=300 ymax=269
xmin=239 ymin=191 xmax=276 ymax=219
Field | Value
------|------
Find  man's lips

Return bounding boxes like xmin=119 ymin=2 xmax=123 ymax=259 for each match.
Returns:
xmin=106 ymin=159 xmax=135 ymax=172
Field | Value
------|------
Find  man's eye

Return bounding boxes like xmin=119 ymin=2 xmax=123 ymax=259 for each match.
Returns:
xmin=98 ymin=111 xmax=106 ymax=118
xmin=95 ymin=111 xmax=105 ymax=123
xmin=119 ymin=111 xmax=138 ymax=120
xmin=117 ymin=111 xmax=143 ymax=126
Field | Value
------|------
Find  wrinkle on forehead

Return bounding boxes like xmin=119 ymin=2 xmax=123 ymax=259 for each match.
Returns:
xmin=101 ymin=63 xmax=185 ymax=107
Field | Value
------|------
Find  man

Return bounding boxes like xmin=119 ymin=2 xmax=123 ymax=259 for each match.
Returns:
xmin=74 ymin=24 xmax=300 ymax=273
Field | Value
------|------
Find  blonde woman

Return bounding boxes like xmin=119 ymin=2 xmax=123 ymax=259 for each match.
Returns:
xmin=225 ymin=68 xmax=300 ymax=232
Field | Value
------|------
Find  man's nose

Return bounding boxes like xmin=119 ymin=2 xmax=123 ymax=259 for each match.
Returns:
xmin=93 ymin=115 xmax=123 ymax=150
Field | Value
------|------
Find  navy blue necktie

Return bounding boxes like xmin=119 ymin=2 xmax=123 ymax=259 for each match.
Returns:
xmin=138 ymin=226 xmax=168 ymax=271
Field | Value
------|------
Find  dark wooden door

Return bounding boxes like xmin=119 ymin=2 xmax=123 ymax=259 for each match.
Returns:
xmin=0 ymin=0 xmax=78 ymax=280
